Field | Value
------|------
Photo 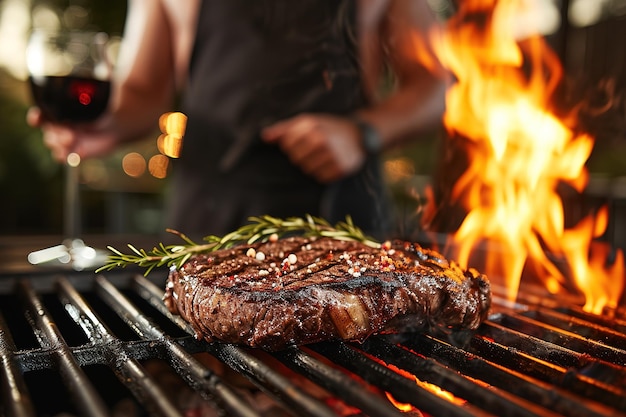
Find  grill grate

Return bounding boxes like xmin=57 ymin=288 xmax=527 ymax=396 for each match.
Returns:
xmin=1 ymin=272 xmax=625 ymax=417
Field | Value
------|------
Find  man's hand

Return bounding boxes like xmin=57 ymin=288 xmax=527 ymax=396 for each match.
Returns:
xmin=261 ymin=114 xmax=368 ymax=183
xmin=27 ymin=107 xmax=120 ymax=163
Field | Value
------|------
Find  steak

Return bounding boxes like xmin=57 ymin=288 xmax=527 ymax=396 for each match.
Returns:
xmin=163 ymin=236 xmax=491 ymax=351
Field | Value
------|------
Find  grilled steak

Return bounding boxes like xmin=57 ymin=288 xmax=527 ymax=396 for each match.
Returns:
xmin=164 ymin=236 xmax=491 ymax=351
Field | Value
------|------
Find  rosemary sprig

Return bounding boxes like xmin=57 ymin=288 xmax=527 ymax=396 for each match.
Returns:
xmin=96 ymin=214 xmax=380 ymax=276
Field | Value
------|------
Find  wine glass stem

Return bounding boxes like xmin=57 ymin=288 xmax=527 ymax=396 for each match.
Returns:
xmin=64 ymin=163 xmax=81 ymax=240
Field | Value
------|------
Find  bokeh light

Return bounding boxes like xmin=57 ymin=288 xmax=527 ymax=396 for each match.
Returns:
xmin=67 ymin=152 xmax=81 ymax=168
xmin=148 ymin=154 xmax=169 ymax=179
xmin=122 ymin=152 xmax=146 ymax=178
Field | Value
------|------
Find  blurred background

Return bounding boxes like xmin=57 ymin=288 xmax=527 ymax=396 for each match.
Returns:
xmin=0 ymin=0 xmax=625 ymax=244
xmin=0 ymin=0 xmax=163 ymax=238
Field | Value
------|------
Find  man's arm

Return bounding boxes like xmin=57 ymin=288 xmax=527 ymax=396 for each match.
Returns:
xmin=356 ymin=0 xmax=448 ymax=149
xmin=99 ymin=0 xmax=180 ymax=144
xmin=261 ymin=0 xmax=447 ymax=183
xmin=28 ymin=0 xmax=194 ymax=162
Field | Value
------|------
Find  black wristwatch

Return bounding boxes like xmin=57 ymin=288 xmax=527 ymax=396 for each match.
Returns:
xmin=353 ymin=118 xmax=382 ymax=155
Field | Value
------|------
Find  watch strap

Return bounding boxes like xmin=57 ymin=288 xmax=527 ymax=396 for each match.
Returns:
xmin=353 ymin=117 xmax=382 ymax=155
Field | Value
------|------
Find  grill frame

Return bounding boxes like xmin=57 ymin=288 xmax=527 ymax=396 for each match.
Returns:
xmin=1 ymin=270 xmax=625 ymax=417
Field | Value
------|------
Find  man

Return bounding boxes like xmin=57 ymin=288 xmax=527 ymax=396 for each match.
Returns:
xmin=28 ymin=0 xmax=447 ymax=238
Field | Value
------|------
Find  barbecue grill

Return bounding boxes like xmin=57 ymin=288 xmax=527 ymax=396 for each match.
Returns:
xmin=1 ymin=267 xmax=624 ymax=417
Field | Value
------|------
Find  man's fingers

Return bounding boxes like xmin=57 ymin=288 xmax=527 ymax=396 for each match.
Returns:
xmin=262 ymin=115 xmax=314 ymax=143
xmin=41 ymin=126 xmax=77 ymax=162
xmin=262 ymin=113 xmax=365 ymax=183
xmin=260 ymin=121 xmax=288 ymax=143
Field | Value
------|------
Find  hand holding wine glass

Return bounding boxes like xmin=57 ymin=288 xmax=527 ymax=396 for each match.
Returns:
xmin=26 ymin=29 xmax=113 ymax=269
xmin=26 ymin=104 xmax=120 ymax=163
xmin=27 ymin=30 xmax=112 ymax=122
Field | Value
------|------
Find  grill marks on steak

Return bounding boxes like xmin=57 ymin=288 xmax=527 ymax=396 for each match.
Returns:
xmin=164 ymin=236 xmax=491 ymax=350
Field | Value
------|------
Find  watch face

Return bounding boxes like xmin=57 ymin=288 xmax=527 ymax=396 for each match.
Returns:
xmin=364 ymin=131 xmax=380 ymax=153
xmin=357 ymin=120 xmax=382 ymax=154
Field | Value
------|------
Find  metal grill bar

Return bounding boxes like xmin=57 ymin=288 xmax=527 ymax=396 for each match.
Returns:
xmin=481 ymin=318 xmax=626 ymax=385
xmin=509 ymin=290 xmax=626 ymax=327
xmin=519 ymin=309 xmax=626 ymax=351
xmin=308 ymin=341 xmax=490 ymax=417
xmin=319 ymin=339 xmax=552 ymax=417
xmin=467 ymin=332 xmax=626 ymax=410
xmin=272 ymin=345 xmax=409 ymax=417
xmin=3 ymin=270 xmax=626 ymax=417
xmin=17 ymin=279 xmax=109 ymax=417
xmin=0 ymin=313 xmax=36 ymax=417
xmin=374 ymin=338 xmax=556 ymax=417
xmin=402 ymin=332 xmax=624 ymax=417
xmin=551 ymin=307 xmax=626 ymax=334
xmin=55 ymin=276 xmax=184 ymax=417
xmin=205 ymin=344 xmax=338 ymax=417
xmin=93 ymin=275 xmax=262 ymax=417
xmin=131 ymin=275 xmax=341 ymax=417
xmin=493 ymin=313 xmax=626 ymax=365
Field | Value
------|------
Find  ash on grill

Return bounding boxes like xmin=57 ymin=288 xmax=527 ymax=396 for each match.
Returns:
xmin=1 ymin=272 xmax=625 ymax=417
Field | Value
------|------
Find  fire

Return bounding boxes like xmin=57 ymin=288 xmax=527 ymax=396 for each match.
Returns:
xmin=386 ymin=377 xmax=465 ymax=409
xmin=385 ymin=393 xmax=414 ymax=413
xmin=423 ymin=0 xmax=624 ymax=314
xmin=561 ymin=207 xmax=625 ymax=313
xmin=380 ymin=360 xmax=465 ymax=413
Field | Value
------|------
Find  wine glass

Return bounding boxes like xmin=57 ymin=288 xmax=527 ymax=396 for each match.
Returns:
xmin=26 ymin=29 xmax=112 ymax=270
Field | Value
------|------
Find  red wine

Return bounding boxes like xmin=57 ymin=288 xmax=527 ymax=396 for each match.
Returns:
xmin=29 ymin=75 xmax=110 ymax=123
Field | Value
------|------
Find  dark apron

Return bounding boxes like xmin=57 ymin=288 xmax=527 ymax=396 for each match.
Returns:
xmin=165 ymin=0 xmax=392 ymax=239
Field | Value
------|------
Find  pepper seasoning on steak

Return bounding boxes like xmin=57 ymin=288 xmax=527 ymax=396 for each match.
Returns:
xmin=163 ymin=236 xmax=491 ymax=351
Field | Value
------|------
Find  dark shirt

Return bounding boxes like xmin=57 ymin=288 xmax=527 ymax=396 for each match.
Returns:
xmin=165 ymin=0 xmax=392 ymax=239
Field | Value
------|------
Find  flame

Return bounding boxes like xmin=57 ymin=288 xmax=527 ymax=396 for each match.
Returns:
xmin=385 ymin=393 xmax=414 ymax=412
xmin=381 ymin=361 xmax=465 ymax=412
xmin=385 ymin=376 xmax=466 ymax=412
xmin=424 ymin=0 xmax=624 ymax=313
xmin=560 ymin=207 xmax=625 ymax=314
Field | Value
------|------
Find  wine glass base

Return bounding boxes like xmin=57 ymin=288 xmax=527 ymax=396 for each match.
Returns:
xmin=27 ymin=239 xmax=110 ymax=271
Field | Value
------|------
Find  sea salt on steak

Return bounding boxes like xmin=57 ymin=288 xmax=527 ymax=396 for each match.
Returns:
xmin=163 ymin=236 xmax=491 ymax=351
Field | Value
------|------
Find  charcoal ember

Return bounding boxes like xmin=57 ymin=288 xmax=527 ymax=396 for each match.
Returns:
xmin=163 ymin=237 xmax=491 ymax=351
